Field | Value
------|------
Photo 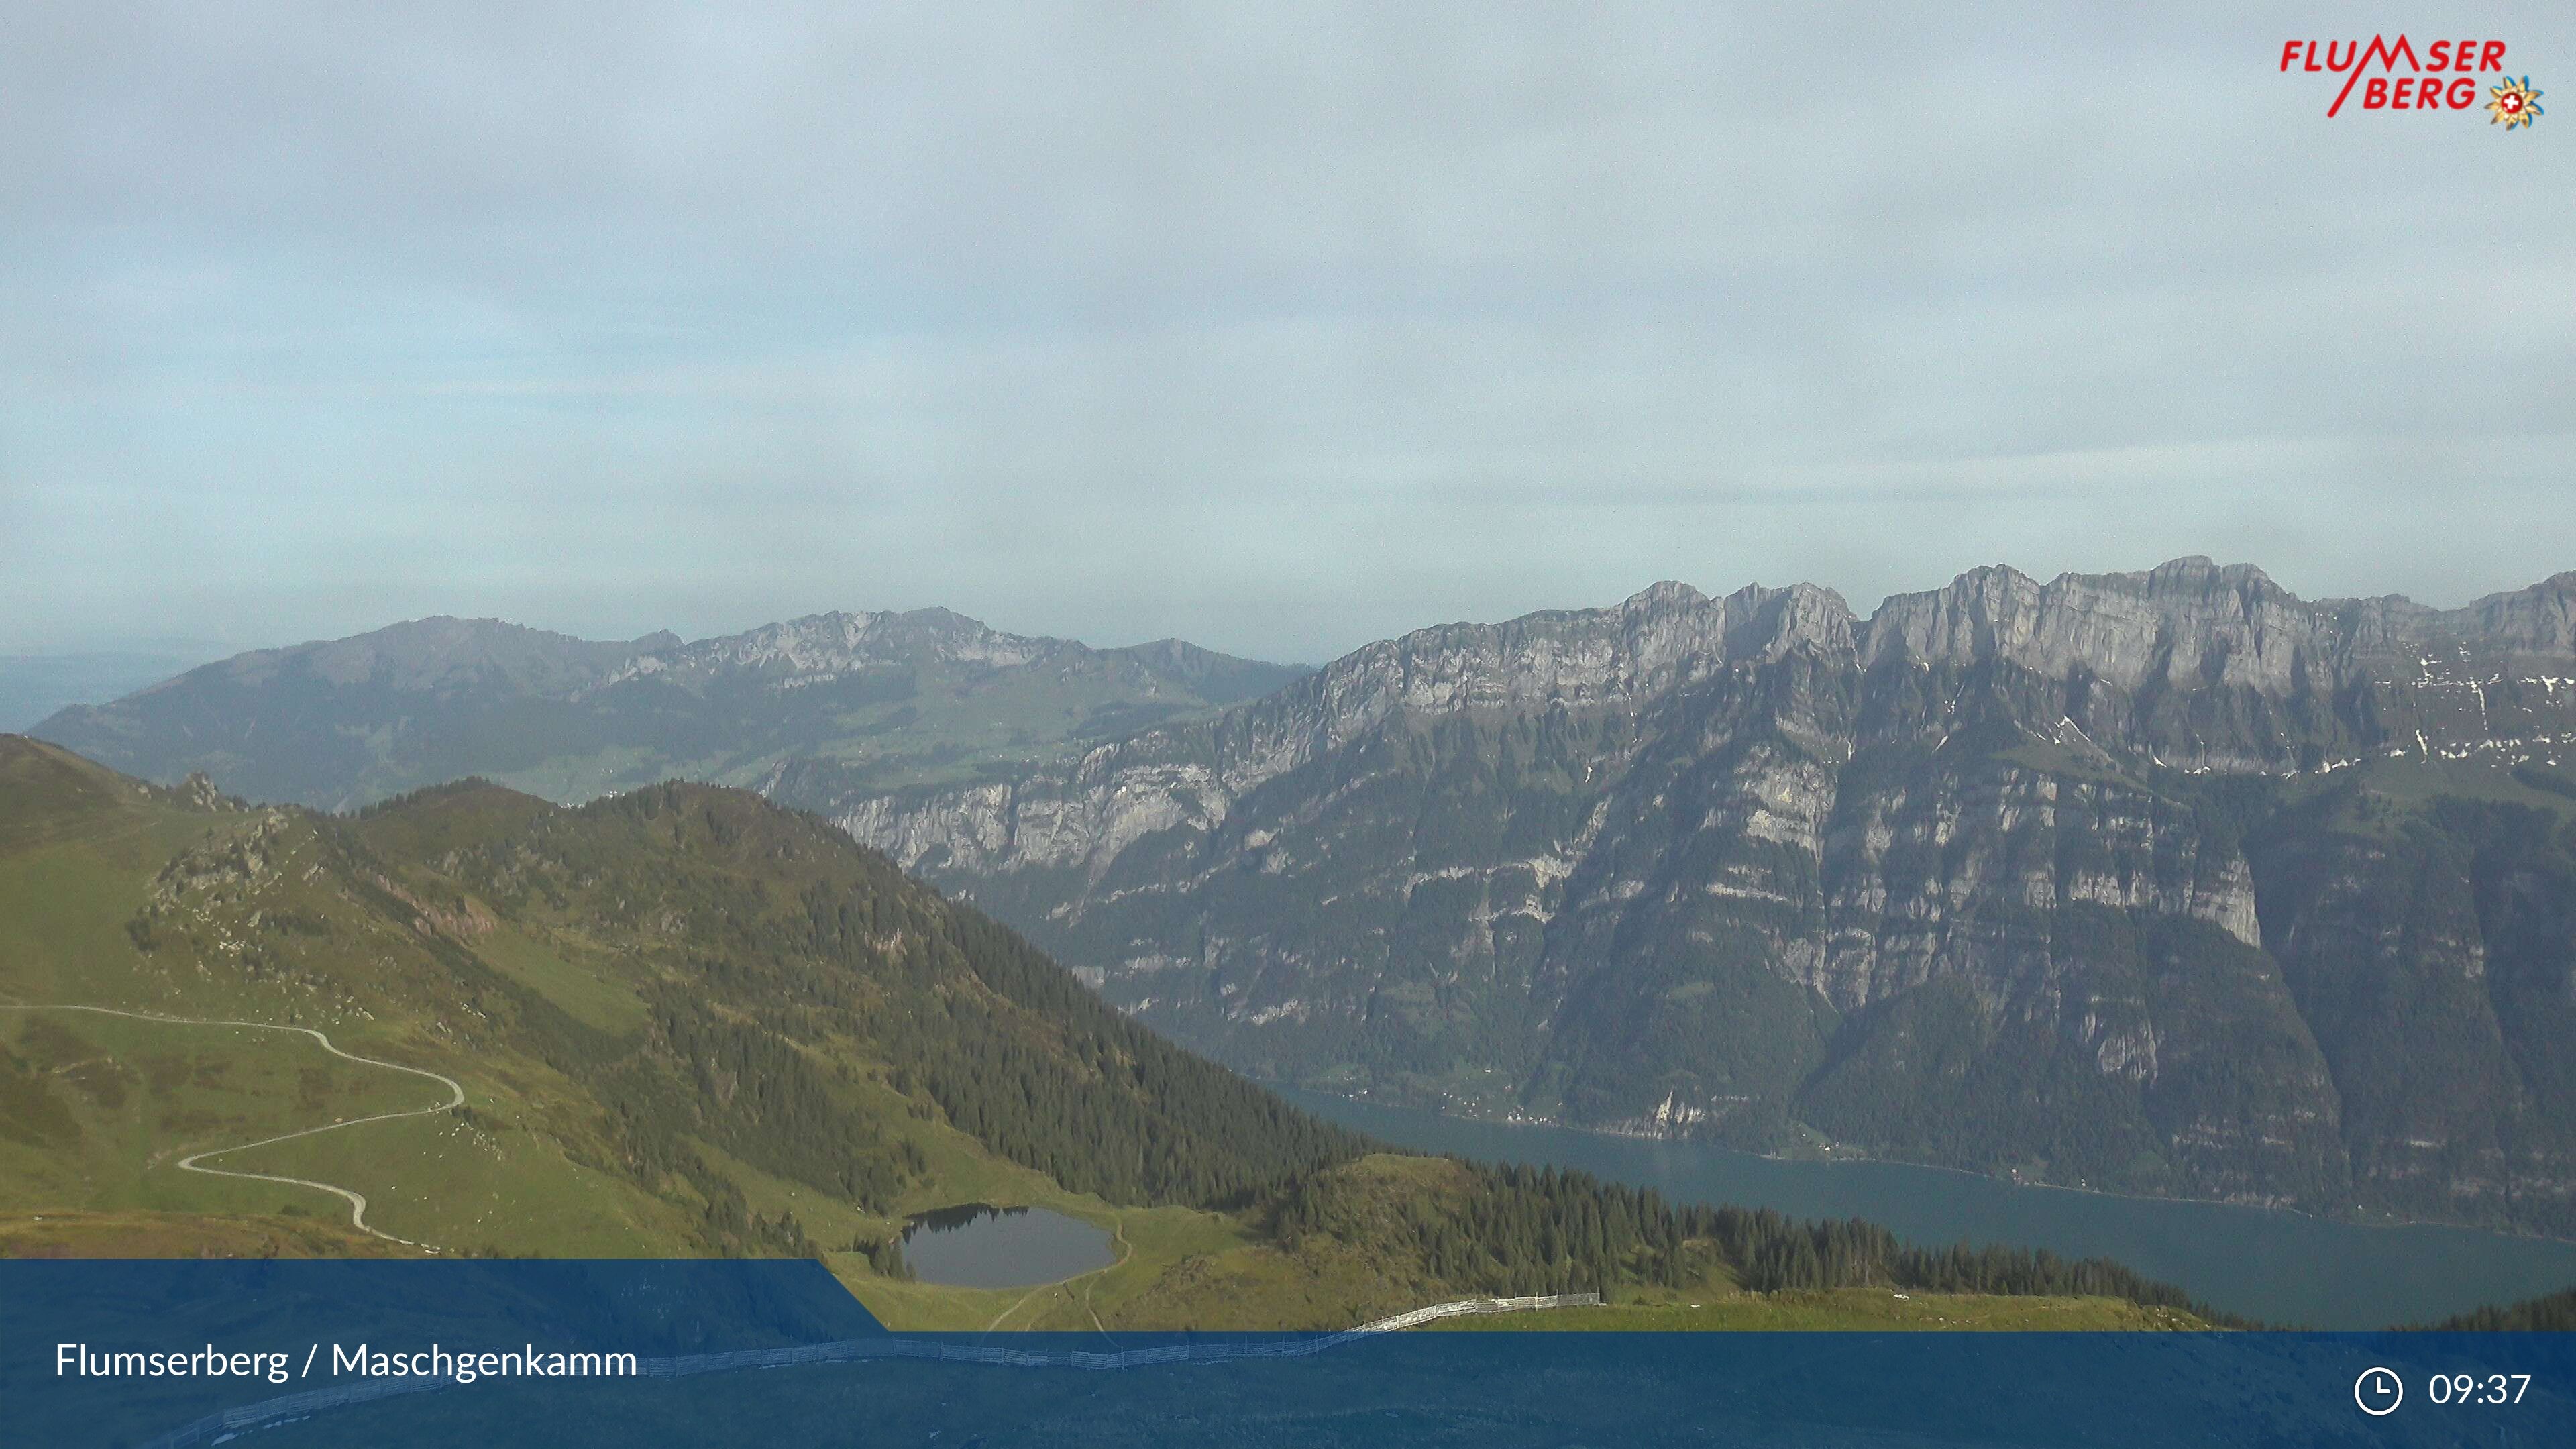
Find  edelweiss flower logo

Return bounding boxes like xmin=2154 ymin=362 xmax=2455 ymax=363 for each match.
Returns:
xmin=2487 ymin=75 xmax=2543 ymax=128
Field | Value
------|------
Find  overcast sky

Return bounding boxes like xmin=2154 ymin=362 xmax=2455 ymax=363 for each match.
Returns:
xmin=3 ymin=3 xmax=2570 ymax=665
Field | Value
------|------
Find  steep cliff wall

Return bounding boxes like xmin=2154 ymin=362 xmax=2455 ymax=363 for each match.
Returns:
xmin=794 ymin=561 xmax=2576 ymax=1232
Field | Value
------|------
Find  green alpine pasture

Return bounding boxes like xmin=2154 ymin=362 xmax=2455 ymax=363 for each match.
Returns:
xmin=0 ymin=735 xmax=2227 ymax=1333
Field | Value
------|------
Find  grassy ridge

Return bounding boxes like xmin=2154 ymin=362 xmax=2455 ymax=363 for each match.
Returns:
xmin=0 ymin=735 xmax=2235 ymax=1332
xmin=1 ymin=739 xmax=1364 ymax=1265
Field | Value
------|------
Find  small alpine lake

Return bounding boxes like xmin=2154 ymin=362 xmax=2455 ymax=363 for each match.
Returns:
xmin=899 ymin=1204 xmax=1115 ymax=1289
xmin=1281 ymin=1088 xmax=2576 ymax=1330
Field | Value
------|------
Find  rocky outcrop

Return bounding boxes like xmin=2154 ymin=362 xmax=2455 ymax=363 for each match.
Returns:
xmin=600 ymin=608 xmax=1065 ymax=686
xmin=818 ymin=561 xmax=2576 ymax=1232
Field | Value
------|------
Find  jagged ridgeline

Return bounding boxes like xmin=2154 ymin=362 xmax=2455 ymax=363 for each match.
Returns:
xmin=826 ymin=559 xmax=2576 ymax=1237
xmin=19 ymin=560 xmax=2576 ymax=1244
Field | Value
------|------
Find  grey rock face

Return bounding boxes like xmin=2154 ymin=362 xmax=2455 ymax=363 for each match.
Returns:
xmin=818 ymin=561 xmax=2576 ymax=1232
xmin=600 ymin=608 xmax=1063 ymax=685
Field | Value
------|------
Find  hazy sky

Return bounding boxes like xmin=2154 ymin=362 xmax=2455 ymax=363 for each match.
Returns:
xmin=4 ymin=3 xmax=2570 ymax=665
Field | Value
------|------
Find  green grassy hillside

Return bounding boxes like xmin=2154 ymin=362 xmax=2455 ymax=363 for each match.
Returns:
xmin=0 ymin=735 xmax=2225 ymax=1332
xmin=0 ymin=736 xmax=1358 ymax=1260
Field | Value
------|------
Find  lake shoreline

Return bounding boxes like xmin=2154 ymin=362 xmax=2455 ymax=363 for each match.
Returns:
xmin=899 ymin=1203 xmax=1115 ymax=1291
xmin=1279 ymin=1083 xmax=2576 ymax=1250
xmin=1275 ymin=1085 xmax=2576 ymax=1330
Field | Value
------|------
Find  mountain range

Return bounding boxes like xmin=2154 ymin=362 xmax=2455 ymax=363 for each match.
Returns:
xmin=31 ymin=611 xmax=1305 ymax=812
xmin=822 ymin=559 xmax=2576 ymax=1235
xmin=27 ymin=559 xmax=2576 ymax=1238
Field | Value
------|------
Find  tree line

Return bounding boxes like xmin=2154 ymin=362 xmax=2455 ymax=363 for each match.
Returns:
xmin=1273 ymin=1159 xmax=2244 ymax=1323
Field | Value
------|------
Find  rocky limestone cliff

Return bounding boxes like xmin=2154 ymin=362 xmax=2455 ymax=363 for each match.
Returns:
xmin=807 ymin=561 xmax=2576 ymax=1234
xmin=600 ymin=608 xmax=1071 ymax=686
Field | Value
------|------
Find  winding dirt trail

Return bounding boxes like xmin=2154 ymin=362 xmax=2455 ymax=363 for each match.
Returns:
xmin=0 ymin=1003 xmax=464 ymax=1249
xmin=982 ymin=1212 xmax=1135 ymax=1334
xmin=1081 ymin=1217 xmax=1131 ymax=1334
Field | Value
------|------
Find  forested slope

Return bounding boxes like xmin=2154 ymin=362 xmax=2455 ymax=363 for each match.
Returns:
xmin=0 ymin=735 xmax=2239 ymax=1330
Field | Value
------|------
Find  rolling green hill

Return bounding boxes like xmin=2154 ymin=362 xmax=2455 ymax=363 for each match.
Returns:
xmin=0 ymin=735 xmax=1358 ymax=1263
xmin=0 ymin=735 xmax=2226 ymax=1332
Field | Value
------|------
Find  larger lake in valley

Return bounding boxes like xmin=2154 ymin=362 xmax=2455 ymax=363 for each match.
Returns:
xmin=1285 ymin=1089 xmax=2576 ymax=1328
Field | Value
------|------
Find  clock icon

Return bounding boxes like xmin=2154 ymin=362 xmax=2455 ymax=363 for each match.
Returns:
xmin=2355 ymin=1366 xmax=2404 ymax=1417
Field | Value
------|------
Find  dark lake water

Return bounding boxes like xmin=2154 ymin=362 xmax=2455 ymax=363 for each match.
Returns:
xmin=1281 ymin=1088 xmax=2576 ymax=1330
xmin=900 ymin=1204 xmax=1114 ymax=1289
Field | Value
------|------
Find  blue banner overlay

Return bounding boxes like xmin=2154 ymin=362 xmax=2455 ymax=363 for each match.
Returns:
xmin=5 ymin=1262 xmax=2570 ymax=1446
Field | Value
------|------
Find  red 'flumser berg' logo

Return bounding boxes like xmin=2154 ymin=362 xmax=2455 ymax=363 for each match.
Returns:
xmin=2280 ymin=36 xmax=2543 ymax=127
